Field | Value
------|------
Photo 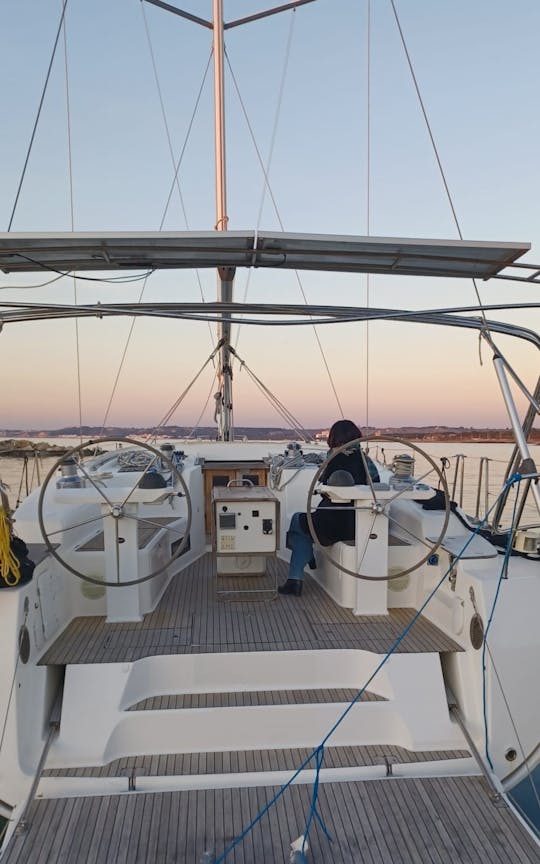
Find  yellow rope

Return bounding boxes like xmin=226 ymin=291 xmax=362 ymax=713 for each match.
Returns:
xmin=0 ymin=506 xmax=20 ymax=586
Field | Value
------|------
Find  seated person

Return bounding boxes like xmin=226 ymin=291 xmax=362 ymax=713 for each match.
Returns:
xmin=279 ymin=419 xmax=378 ymax=597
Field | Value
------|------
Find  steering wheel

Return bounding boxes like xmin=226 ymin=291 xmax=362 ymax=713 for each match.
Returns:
xmin=305 ymin=436 xmax=450 ymax=581
xmin=38 ymin=437 xmax=192 ymax=587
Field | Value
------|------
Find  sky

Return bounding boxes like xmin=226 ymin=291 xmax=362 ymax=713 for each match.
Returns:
xmin=0 ymin=0 xmax=539 ymax=432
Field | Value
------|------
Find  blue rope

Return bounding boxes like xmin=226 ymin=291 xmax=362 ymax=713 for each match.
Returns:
xmin=213 ymin=483 xmax=515 ymax=864
xmin=482 ymin=472 xmax=522 ymax=769
xmin=301 ymin=745 xmax=333 ymax=854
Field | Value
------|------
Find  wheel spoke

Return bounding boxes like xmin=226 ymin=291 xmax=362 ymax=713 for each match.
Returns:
xmin=121 ymin=513 xmax=185 ymax=536
xmin=386 ymin=511 xmax=435 ymax=551
xmin=45 ymin=513 xmax=105 ymax=539
xmin=120 ymin=453 xmax=161 ymax=508
xmin=385 ymin=466 xmax=438 ymax=506
xmin=76 ymin=460 xmax=115 ymax=507
xmin=358 ymin=447 xmax=378 ymax=502
xmin=114 ymin=518 xmax=121 ymax=584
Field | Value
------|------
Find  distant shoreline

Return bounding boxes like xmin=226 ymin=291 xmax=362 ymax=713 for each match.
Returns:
xmin=1 ymin=427 xmax=538 ymax=449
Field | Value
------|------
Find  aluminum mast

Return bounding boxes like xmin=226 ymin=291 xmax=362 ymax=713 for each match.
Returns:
xmin=213 ymin=0 xmax=234 ymax=441
xmin=143 ymin=0 xmax=317 ymax=440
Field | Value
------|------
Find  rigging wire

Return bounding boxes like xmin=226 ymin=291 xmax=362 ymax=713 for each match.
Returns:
xmin=141 ymin=3 xmax=215 ymax=349
xmin=7 ymin=0 xmax=69 ymax=231
xmin=145 ymin=341 xmax=225 ymax=440
xmin=388 ymin=0 xmax=488 ymax=324
xmin=62 ymin=6 xmax=84 ymax=445
xmin=240 ymin=364 xmax=312 ymax=441
xmin=100 ymin=32 xmax=213 ymax=435
xmin=228 ymin=9 xmax=301 ymax=437
xmin=234 ymin=5 xmax=296 ymax=339
xmin=468 ymin=509 xmax=540 ymax=820
xmin=485 ymin=634 xmax=540 ymax=821
xmin=482 ymin=479 xmax=520 ymax=770
xmin=157 ymin=50 xmax=213 ymax=233
xmin=364 ymin=0 xmax=371 ymax=430
xmin=0 ymin=604 xmax=29 ymax=759
xmin=186 ymin=368 xmax=219 ymax=439
xmin=225 ymin=50 xmax=345 ymax=420
xmin=231 ymin=346 xmax=314 ymax=442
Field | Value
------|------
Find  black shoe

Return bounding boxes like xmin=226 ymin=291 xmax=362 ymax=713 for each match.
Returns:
xmin=278 ymin=579 xmax=303 ymax=596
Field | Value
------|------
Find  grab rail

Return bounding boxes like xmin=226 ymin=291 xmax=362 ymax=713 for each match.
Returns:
xmin=475 ymin=457 xmax=490 ymax=521
xmin=451 ymin=454 xmax=466 ymax=508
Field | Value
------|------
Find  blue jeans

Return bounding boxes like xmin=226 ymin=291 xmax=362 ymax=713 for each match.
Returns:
xmin=286 ymin=512 xmax=314 ymax=582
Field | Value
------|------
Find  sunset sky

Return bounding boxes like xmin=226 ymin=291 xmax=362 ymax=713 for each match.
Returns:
xmin=0 ymin=0 xmax=539 ymax=432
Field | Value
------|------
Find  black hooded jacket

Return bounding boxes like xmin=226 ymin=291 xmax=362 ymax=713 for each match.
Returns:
xmin=301 ymin=447 xmax=370 ymax=546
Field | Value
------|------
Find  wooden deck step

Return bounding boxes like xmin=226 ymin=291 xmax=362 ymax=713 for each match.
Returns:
xmin=44 ymin=650 xmax=463 ymax=770
xmin=3 ymin=776 xmax=538 ymax=864
xmin=42 ymin=743 xmax=471 ymax=779
xmin=128 ymin=687 xmax=385 ymax=711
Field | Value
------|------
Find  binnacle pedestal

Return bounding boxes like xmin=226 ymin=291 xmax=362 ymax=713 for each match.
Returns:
xmin=317 ymin=483 xmax=433 ymax=615
xmin=212 ymin=486 xmax=279 ymax=595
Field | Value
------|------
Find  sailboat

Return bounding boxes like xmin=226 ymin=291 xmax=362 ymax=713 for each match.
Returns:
xmin=0 ymin=1 xmax=539 ymax=861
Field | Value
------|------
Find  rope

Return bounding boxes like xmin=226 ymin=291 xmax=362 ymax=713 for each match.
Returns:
xmin=302 ymin=745 xmax=333 ymax=855
xmin=0 ymin=507 xmax=19 ymax=586
xmin=214 ymin=486 xmax=511 ymax=863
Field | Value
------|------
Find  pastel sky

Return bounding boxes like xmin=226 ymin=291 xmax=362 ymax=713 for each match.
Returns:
xmin=0 ymin=0 xmax=539 ymax=432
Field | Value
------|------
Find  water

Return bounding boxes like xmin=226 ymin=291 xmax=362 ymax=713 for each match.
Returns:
xmin=1 ymin=438 xmax=539 ymax=527
xmin=509 ymin=764 xmax=540 ymax=841
xmin=371 ymin=440 xmax=540 ymax=529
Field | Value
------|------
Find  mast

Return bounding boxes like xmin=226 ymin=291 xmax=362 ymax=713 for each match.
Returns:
xmin=143 ymin=0 xmax=316 ymax=441
xmin=213 ymin=0 xmax=235 ymax=441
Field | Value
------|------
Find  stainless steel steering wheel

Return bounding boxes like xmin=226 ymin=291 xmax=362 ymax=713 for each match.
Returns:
xmin=38 ymin=437 xmax=192 ymax=587
xmin=305 ymin=436 xmax=450 ymax=581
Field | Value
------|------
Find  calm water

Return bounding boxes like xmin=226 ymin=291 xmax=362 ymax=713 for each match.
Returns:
xmin=1 ymin=437 xmax=538 ymax=527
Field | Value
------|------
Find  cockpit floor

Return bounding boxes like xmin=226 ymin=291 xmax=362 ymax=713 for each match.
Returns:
xmin=39 ymin=553 xmax=463 ymax=665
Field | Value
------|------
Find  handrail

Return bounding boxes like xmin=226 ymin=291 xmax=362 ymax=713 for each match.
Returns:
xmin=475 ymin=457 xmax=490 ymax=521
xmin=451 ymin=454 xmax=465 ymax=508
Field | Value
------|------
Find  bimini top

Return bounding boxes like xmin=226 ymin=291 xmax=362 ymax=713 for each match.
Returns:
xmin=0 ymin=230 xmax=530 ymax=278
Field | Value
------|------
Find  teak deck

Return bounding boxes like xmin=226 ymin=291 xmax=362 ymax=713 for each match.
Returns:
xmin=40 ymin=554 xmax=462 ymax=665
xmin=4 ymin=555 xmax=538 ymax=863
xmin=4 ymin=776 xmax=539 ymax=864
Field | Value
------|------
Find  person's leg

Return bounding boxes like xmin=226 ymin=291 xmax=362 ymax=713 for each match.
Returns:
xmin=288 ymin=513 xmax=313 ymax=581
xmin=279 ymin=513 xmax=313 ymax=595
